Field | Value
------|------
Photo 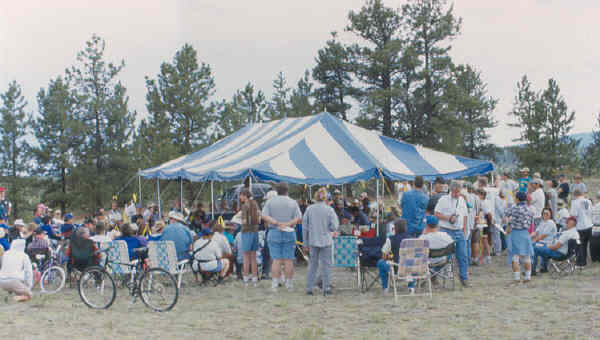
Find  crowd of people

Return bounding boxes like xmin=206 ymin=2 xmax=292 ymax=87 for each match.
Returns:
xmin=0 ymin=168 xmax=597 ymax=302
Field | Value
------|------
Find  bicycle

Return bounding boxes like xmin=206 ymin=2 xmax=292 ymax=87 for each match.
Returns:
xmin=31 ymin=245 xmax=66 ymax=294
xmin=78 ymin=246 xmax=179 ymax=312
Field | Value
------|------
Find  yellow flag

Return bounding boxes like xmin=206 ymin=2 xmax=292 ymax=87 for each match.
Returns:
xmin=133 ymin=193 xmax=137 ymax=203
xmin=217 ymin=216 xmax=225 ymax=227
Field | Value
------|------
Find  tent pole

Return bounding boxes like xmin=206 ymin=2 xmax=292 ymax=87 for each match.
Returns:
xmin=157 ymin=179 xmax=162 ymax=218
xmin=309 ymin=185 xmax=312 ymax=202
xmin=210 ymin=180 xmax=214 ymax=218
xmin=376 ymin=178 xmax=380 ymax=236
xmin=138 ymin=169 xmax=142 ymax=205
xmin=381 ymin=177 xmax=385 ymax=226
xmin=180 ymin=177 xmax=184 ymax=214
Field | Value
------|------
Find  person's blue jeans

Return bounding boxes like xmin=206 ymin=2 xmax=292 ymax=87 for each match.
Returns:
xmin=441 ymin=228 xmax=469 ymax=282
xmin=377 ymin=259 xmax=416 ymax=289
xmin=532 ymin=244 xmax=564 ymax=272
xmin=376 ymin=259 xmax=390 ymax=289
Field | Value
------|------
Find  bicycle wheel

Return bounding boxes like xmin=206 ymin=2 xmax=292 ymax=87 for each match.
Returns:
xmin=40 ymin=266 xmax=66 ymax=294
xmin=78 ymin=266 xmax=117 ymax=310
xmin=139 ymin=268 xmax=179 ymax=312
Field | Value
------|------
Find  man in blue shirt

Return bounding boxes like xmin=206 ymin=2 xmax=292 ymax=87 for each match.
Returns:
xmin=401 ymin=176 xmax=428 ymax=237
xmin=40 ymin=216 xmax=60 ymax=241
xmin=159 ymin=211 xmax=194 ymax=261
xmin=60 ymin=213 xmax=76 ymax=239
xmin=0 ymin=215 xmax=9 ymax=231
xmin=519 ymin=167 xmax=531 ymax=193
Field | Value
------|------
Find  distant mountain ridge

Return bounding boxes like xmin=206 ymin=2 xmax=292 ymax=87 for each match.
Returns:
xmin=495 ymin=131 xmax=595 ymax=169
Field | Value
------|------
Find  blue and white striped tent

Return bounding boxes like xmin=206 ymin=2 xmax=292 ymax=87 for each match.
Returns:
xmin=140 ymin=112 xmax=494 ymax=184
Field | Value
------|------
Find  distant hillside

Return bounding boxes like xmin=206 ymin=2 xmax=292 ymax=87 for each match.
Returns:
xmin=495 ymin=132 xmax=595 ymax=169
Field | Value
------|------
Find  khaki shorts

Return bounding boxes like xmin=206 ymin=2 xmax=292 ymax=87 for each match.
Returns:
xmin=0 ymin=279 xmax=31 ymax=296
xmin=471 ymin=229 xmax=481 ymax=244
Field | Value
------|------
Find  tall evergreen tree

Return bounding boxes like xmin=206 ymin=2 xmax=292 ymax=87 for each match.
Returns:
xmin=399 ymin=0 xmax=462 ymax=148
xmin=289 ymin=70 xmax=317 ymax=117
xmin=510 ymin=76 xmax=578 ymax=175
xmin=346 ymin=0 xmax=403 ymax=136
xmin=312 ymin=32 xmax=356 ymax=120
xmin=145 ymin=43 xmax=219 ymax=155
xmin=265 ymin=71 xmax=291 ymax=120
xmin=66 ymin=34 xmax=135 ymax=208
xmin=444 ymin=64 xmax=497 ymax=158
xmin=217 ymin=82 xmax=268 ymax=138
xmin=583 ymin=112 xmax=600 ymax=175
xmin=32 ymin=76 xmax=85 ymax=212
xmin=0 ymin=81 xmax=29 ymax=219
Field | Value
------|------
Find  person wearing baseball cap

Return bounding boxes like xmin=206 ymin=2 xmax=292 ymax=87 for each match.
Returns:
xmin=518 ymin=168 xmax=531 ymax=193
xmin=8 ymin=219 xmax=26 ymax=241
xmin=60 ymin=213 xmax=76 ymax=239
xmin=420 ymin=215 xmax=454 ymax=266
xmin=426 ymin=177 xmax=446 ymax=215
xmin=191 ymin=227 xmax=229 ymax=284
xmin=532 ymin=215 xmax=579 ymax=273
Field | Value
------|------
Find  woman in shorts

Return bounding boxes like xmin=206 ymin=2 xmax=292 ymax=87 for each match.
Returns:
xmin=239 ymin=189 xmax=261 ymax=287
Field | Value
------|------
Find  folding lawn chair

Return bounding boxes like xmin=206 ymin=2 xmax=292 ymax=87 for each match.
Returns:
xmin=105 ymin=240 xmax=135 ymax=276
xmin=389 ymin=239 xmax=431 ymax=301
xmin=428 ymin=242 xmax=456 ymax=290
xmin=549 ymin=239 xmax=580 ymax=277
xmin=148 ymin=240 xmax=190 ymax=289
xmin=331 ymin=236 xmax=360 ymax=291
xmin=358 ymin=236 xmax=387 ymax=293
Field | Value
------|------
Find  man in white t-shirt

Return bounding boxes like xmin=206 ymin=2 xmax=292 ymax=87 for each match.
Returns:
xmin=192 ymin=228 xmax=229 ymax=284
xmin=434 ymin=181 xmax=470 ymax=287
xmin=592 ymin=192 xmax=600 ymax=226
xmin=420 ymin=215 xmax=454 ymax=265
xmin=570 ymin=189 xmax=593 ymax=266
xmin=530 ymin=179 xmax=545 ymax=226
xmin=532 ymin=216 xmax=579 ymax=273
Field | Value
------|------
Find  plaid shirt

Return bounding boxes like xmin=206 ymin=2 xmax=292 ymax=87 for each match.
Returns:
xmin=506 ymin=203 xmax=533 ymax=230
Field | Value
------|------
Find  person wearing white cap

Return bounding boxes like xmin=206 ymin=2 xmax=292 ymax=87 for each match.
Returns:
xmin=8 ymin=219 xmax=26 ymax=241
xmin=529 ymin=178 xmax=546 ymax=228
xmin=570 ymin=189 xmax=593 ymax=266
xmin=158 ymin=211 xmax=194 ymax=261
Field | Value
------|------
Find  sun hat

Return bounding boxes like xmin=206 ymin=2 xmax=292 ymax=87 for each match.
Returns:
xmin=168 ymin=211 xmax=186 ymax=223
xmin=14 ymin=219 xmax=24 ymax=227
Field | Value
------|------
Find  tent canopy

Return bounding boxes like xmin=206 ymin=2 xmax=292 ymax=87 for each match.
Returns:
xmin=141 ymin=112 xmax=494 ymax=185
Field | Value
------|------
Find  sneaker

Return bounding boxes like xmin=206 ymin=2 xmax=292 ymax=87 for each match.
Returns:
xmin=306 ymin=291 xmax=313 ymax=296
xmin=460 ymin=280 xmax=472 ymax=288
xmin=285 ymin=280 xmax=294 ymax=292
xmin=382 ymin=288 xmax=389 ymax=296
xmin=408 ymin=288 xmax=415 ymax=295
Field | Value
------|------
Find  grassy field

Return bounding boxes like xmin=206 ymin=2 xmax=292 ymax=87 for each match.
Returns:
xmin=2 ymin=256 xmax=600 ymax=340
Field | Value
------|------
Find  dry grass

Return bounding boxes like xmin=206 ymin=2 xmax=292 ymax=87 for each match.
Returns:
xmin=2 ymin=257 xmax=600 ymax=340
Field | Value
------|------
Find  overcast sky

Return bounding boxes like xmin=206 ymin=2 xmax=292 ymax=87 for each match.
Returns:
xmin=1 ymin=0 xmax=598 ymax=147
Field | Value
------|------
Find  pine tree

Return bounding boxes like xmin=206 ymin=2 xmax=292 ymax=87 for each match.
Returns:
xmin=0 ymin=81 xmax=30 ymax=219
xmin=444 ymin=64 xmax=497 ymax=158
xmin=265 ymin=71 xmax=291 ymax=120
xmin=32 ymin=76 xmax=86 ymax=213
xmin=399 ymin=0 xmax=462 ymax=148
xmin=289 ymin=70 xmax=316 ymax=117
xmin=145 ymin=43 xmax=219 ymax=155
xmin=583 ymin=112 xmax=600 ymax=175
xmin=312 ymin=32 xmax=356 ymax=120
xmin=217 ymin=82 xmax=268 ymax=138
xmin=66 ymin=34 xmax=135 ymax=208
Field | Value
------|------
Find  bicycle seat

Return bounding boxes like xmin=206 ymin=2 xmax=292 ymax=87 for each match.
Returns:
xmin=35 ymin=254 xmax=47 ymax=260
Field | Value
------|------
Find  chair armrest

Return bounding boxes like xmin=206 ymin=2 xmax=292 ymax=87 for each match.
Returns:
xmin=177 ymin=259 xmax=190 ymax=266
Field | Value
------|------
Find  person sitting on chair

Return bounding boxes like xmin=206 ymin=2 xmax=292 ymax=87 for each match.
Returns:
xmin=532 ymin=216 xmax=580 ymax=274
xmin=420 ymin=215 xmax=454 ymax=266
xmin=115 ymin=223 xmax=147 ymax=260
xmin=0 ymin=239 xmax=33 ymax=302
xmin=26 ymin=228 xmax=51 ymax=264
xmin=192 ymin=228 xmax=229 ymax=284
xmin=376 ymin=218 xmax=412 ymax=295
xmin=66 ymin=227 xmax=100 ymax=272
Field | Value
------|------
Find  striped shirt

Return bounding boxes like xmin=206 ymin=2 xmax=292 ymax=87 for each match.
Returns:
xmin=506 ymin=203 xmax=533 ymax=230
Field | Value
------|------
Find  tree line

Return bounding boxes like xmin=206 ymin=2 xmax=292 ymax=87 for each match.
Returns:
xmin=0 ymin=0 xmax=593 ymax=219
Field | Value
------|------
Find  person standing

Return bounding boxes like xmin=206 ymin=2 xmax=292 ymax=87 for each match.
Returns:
xmin=570 ymin=175 xmax=587 ymax=196
xmin=239 ymin=189 xmax=261 ymax=287
xmin=426 ymin=177 xmax=446 ymax=215
xmin=557 ymin=174 xmax=570 ymax=202
xmin=570 ymin=189 xmax=593 ymax=266
xmin=0 ymin=187 xmax=11 ymax=218
xmin=518 ymin=168 xmax=531 ymax=193
xmin=401 ymin=176 xmax=428 ymax=237
xmin=302 ymin=188 xmax=339 ymax=296
xmin=434 ymin=181 xmax=470 ymax=287
xmin=261 ymin=183 xmax=302 ymax=292
xmin=505 ymin=191 xmax=535 ymax=285
xmin=500 ymin=172 xmax=518 ymax=195
xmin=530 ymin=179 xmax=546 ymax=228
xmin=546 ymin=180 xmax=558 ymax=222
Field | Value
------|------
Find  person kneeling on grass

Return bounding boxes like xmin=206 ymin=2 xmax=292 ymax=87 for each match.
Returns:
xmin=0 ymin=239 xmax=33 ymax=302
xmin=532 ymin=216 xmax=580 ymax=274
xmin=192 ymin=228 xmax=229 ymax=284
